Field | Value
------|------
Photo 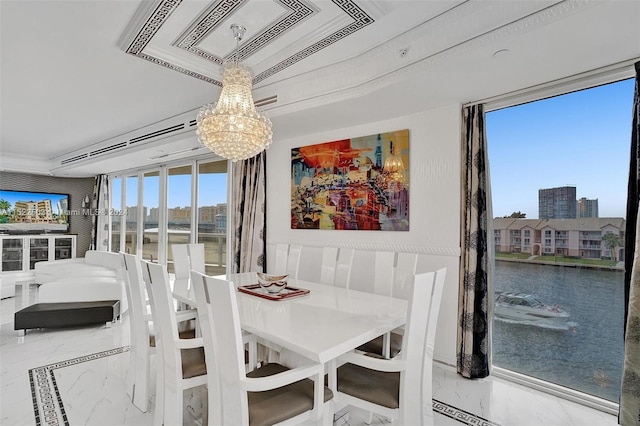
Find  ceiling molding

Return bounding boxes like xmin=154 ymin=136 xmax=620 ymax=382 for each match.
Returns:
xmin=256 ymin=0 xmax=603 ymax=117
xmin=253 ymin=0 xmax=374 ymax=83
xmin=118 ymin=0 xmax=375 ymax=86
xmin=174 ymin=0 xmax=319 ymax=64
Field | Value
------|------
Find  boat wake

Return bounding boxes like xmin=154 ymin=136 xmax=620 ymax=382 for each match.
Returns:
xmin=495 ymin=317 xmax=579 ymax=331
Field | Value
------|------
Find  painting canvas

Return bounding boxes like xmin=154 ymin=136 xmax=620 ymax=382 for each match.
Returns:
xmin=291 ymin=129 xmax=409 ymax=231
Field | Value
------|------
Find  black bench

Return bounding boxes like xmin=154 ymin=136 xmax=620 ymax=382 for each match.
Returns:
xmin=14 ymin=300 xmax=120 ymax=336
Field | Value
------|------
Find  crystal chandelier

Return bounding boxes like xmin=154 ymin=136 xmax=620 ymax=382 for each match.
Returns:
xmin=196 ymin=24 xmax=273 ymax=162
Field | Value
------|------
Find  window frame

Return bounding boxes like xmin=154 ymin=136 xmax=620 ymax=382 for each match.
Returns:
xmin=108 ymin=155 xmax=230 ymax=273
xmin=483 ymin=61 xmax=635 ymax=415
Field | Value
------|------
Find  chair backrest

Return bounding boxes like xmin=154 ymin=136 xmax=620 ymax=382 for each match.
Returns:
xmin=373 ymin=251 xmax=396 ymax=297
xmin=190 ymin=271 xmax=223 ymax=424
xmin=187 ymin=243 xmax=205 ymax=274
xmin=319 ymin=247 xmax=338 ymax=285
xmin=120 ymin=253 xmax=147 ymax=400
xmin=139 ymin=260 xmax=181 ymax=384
xmin=333 ymin=248 xmax=355 ymax=288
xmin=398 ymin=268 xmax=447 ymax=425
xmin=274 ymin=243 xmax=289 ymax=274
xmin=122 ymin=253 xmax=150 ymax=342
xmin=193 ymin=272 xmax=249 ymax=425
xmin=393 ymin=253 xmax=419 ymax=300
xmin=421 ymin=267 xmax=447 ymax=418
xmin=286 ymin=244 xmax=302 ymax=279
xmin=171 ymin=244 xmax=190 ymax=296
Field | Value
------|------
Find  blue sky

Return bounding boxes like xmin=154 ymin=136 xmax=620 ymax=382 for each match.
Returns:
xmin=111 ymin=173 xmax=227 ymax=209
xmin=486 ymin=78 xmax=635 ymax=219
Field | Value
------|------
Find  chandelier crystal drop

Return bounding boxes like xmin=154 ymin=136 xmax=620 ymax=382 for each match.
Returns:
xmin=196 ymin=24 xmax=273 ymax=162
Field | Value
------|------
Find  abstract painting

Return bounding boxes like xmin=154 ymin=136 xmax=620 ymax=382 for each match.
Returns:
xmin=291 ymin=129 xmax=409 ymax=231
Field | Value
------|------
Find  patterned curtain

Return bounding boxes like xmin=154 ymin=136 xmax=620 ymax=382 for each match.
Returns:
xmin=231 ymin=152 xmax=267 ymax=273
xmin=620 ymin=61 xmax=640 ymax=426
xmin=458 ymin=104 xmax=492 ymax=379
xmin=90 ymin=174 xmax=110 ymax=251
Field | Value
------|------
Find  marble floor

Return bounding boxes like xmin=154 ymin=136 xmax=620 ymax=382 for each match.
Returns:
xmin=0 ymin=295 xmax=619 ymax=426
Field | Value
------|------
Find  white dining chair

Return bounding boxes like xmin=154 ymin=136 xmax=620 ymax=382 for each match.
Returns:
xmin=354 ymin=251 xmax=397 ymax=371
xmin=274 ymin=243 xmax=289 ymax=274
xmin=373 ymin=251 xmax=396 ymax=297
xmin=393 ymin=253 xmax=419 ymax=300
xmin=171 ymin=244 xmax=191 ymax=298
xmin=319 ymin=247 xmax=338 ymax=285
xmin=287 ymin=244 xmax=302 ymax=279
xmin=333 ymin=248 xmax=355 ymax=288
xmin=359 ymin=253 xmax=420 ymax=358
xmin=190 ymin=271 xmax=334 ymax=426
xmin=121 ymin=253 xmax=154 ymax=413
xmin=122 ymin=253 xmax=198 ymax=416
xmin=141 ymin=260 xmax=207 ymax=426
xmin=331 ymin=268 xmax=447 ymax=425
xmin=187 ymin=243 xmax=205 ymax=274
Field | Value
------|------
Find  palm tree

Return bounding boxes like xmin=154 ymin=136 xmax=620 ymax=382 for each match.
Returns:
xmin=601 ymin=232 xmax=622 ymax=263
xmin=0 ymin=199 xmax=11 ymax=222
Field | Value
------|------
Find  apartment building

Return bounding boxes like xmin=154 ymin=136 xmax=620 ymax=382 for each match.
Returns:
xmin=538 ymin=186 xmax=577 ymax=219
xmin=493 ymin=217 xmax=625 ymax=260
xmin=578 ymin=197 xmax=599 ymax=218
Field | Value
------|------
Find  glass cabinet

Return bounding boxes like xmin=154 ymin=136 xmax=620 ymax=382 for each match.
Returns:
xmin=0 ymin=235 xmax=76 ymax=299
xmin=1 ymin=238 xmax=24 ymax=272
xmin=29 ymin=238 xmax=49 ymax=269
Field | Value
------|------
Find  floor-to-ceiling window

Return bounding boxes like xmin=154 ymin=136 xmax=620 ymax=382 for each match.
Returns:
xmin=142 ymin=170 xmax=160 ymax=262
xmin=197 ymin=160 xmax=227 ymax=275
xmin=167 ymin=165 xmax=193 ymax=273
xmin=125 ymin=175 xmax=138 ymax=255
xmin=487 ymin=77 xmax=633 ymax=409
xmin=109 ymin=158 xmax=227 ymax=273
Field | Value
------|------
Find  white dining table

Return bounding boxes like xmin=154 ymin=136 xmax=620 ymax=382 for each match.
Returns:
xmin=182 ymin=272 xmax=408 ymax=364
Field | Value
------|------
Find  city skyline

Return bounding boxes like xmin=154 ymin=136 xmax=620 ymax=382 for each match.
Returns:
xmin=486 ymin=78 xmax=634 ymax=219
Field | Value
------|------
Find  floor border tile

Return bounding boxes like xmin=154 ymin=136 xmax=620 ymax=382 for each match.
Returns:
xmin=28 ymin=346 xmax=499 ymax=426
xmin=433 ymin=398 xmax=501 ymax=426
xmin=29 ymin=346 xmax=129 ymax=426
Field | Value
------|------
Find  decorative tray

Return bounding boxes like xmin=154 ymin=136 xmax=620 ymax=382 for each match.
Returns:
xmin=238 ymin=284 xmax=310 ymax=301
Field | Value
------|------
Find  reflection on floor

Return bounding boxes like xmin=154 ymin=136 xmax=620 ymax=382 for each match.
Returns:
xmin=1 ymin=296 xmax=618 ymax=425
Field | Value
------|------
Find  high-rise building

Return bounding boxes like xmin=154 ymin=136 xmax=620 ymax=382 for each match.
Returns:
xmin=538 ymin=186 xmax=577 ymax=219
xmin=578 ymin=197 xmax=599 ymax=218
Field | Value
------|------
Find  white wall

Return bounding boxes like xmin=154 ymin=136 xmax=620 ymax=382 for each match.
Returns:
xmin=265 ymin=103 xmax=462 ymax=365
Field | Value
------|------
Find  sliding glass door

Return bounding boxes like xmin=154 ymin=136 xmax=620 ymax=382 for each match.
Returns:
xmin=125 ymin=175 xmax=138 ymax=255
xmin=142 ymin=170 xmax=160 ymax=262
xmin=109 ymin=158 xmax=227 ymax=273
xmin=197 ymin=160 xmax=227 ymax=275
xmin=167 ymin=165 xmax=193 ymax=273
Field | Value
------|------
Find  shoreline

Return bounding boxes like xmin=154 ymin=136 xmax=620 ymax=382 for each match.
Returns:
xmin=496 ymin=257 xmax=624 ymax=271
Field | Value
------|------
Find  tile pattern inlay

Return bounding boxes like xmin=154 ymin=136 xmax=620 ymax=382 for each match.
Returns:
xmin=25 ymin=345 xmax=504 ymax=426
xmin=433 ymin=399 xmax=501 ymax=426
xmin=29 ymin=346 xmax=129 ymax=426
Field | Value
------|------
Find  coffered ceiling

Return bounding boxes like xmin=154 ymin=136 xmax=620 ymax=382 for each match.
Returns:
xmin=1 ymin=0 xmax=639 ymax=177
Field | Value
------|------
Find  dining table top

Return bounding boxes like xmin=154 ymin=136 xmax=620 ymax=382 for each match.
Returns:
xmin=177 ymin=272 xmax=408 ymax=364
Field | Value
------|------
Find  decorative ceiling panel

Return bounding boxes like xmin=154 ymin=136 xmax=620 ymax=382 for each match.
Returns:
xmin=3 ymin=0 xmax=638 ymax=176
xmin=120 ymin=0 xmax=374 ymax=86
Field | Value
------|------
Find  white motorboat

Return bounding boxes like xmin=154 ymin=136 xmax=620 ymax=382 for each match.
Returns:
xmin=494 ymin=292 xmax=570 ymax=327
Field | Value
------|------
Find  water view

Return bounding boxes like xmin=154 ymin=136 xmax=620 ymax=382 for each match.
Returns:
xmin=493 ymin=261 xmax=624 ymax=402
